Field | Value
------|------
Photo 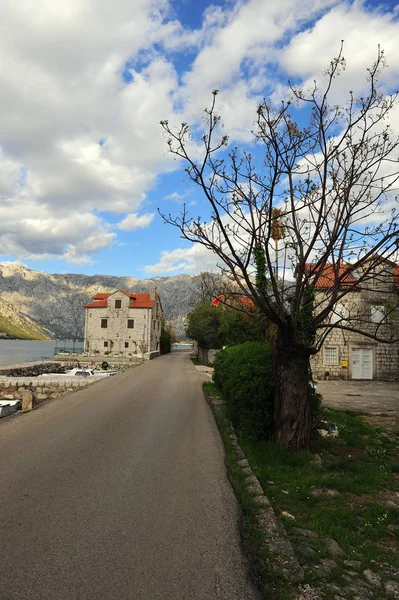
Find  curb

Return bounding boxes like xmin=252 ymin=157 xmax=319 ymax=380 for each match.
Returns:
xmin=204 ymin=392 xmax=305 ymax=584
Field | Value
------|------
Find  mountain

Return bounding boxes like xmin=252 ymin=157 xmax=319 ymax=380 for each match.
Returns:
xmin=0 ymin=264 xmax=203 ymax=339
xmin=0 ymin=295 xmax=50 ymax=340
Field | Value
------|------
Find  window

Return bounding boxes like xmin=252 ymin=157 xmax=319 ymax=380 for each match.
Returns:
xmin=127 ymin=319 xmax=134 ymax=329
xmin=324 ymin=346 xmax=338 ymax=365
xmin=330 ymin=303 xmax=349 ymax=324
xmin=125 ymin=342 xmax=129 ymax=348
xmin=371 ymin=305 xmax=385 ymax=324
xmin=104 ymin=341 xmax=108 ymax=348
xmin=101 ymin=318 xmax=108 ymax=328
xmin=115 ymin=299 xmax=122 ymax=309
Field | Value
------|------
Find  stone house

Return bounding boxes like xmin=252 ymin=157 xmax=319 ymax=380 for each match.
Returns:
xmin=309 ymin=260 xmax=399 ymax=381
xmin=84 ymin=289 xmax=163 ymax=359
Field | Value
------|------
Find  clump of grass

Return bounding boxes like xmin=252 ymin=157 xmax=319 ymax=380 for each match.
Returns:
xmin=239 ymin=407 xmax=399 ymax=570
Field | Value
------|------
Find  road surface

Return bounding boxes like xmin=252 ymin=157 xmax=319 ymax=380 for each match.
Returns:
xmin=0 ymin=353 xmax=261 ymax=600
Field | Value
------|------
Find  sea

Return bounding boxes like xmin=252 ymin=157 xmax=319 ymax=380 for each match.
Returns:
xmin=0 ymin=340 xmax=83 ymax=368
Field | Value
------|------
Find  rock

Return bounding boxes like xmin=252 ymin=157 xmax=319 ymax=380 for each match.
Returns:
xmin=313 ymin=454 xmax=323 ymax=465
xmin=312 ymin=558 xmax=338 ymax=576
xmin=237 ymin=458 xmax=249 ymax=468
xmin=293 ymin=528 xmax=318 ymax=540
xmin=375 ymin=563 xmax=399 ymax=580
xmin=245 ymin=475 xmax=259 ymax=485
xmin=267 ymin=480 xmax=275 ymax=485
xmin=281 ymin=511 xmax=296 ymax=520
xmin=295 ymin=584 xmax=322 ymax=599
xmin=297 ymin=543 xmax=317 ymax=558
xmin=385 ymin=580 xmax=399 ymax=597
xmin=241 ymin=466 xmax=253 ymax=476
xmin=256 ymin=507 xmax=282 ymax=535
xmin=344 ymin=560 xmax=362 ymax=570
xmin=252 ymin=495 xmax=270 ymax=508
xmin=325 ymin=538 xmax=344 ymax=557
xmin=310 ymin=486 xmax=340 ymax=497
xmin=266 ymin=537 xmax=304 ymax=581
xmin=247 ymin=480 xmax=264 ymax=496
xmin=282 ymin=489 xmax=289 ymax=494
xmin=21 ymin=389 xmax=35 ymax=412
xmin=363 ymin=569 xmax=381 ymax=587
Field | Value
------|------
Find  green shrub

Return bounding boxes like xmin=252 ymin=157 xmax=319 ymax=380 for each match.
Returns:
xmin=213 ymin=342 xmax=274 ymax=441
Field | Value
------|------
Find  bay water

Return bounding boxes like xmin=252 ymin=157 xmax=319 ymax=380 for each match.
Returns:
xmin=0 ymin=340 xmax=82 ymax=368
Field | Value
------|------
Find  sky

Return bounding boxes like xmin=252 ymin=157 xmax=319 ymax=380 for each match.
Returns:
xmin=0 ymin=0 xmax=398 ymax=278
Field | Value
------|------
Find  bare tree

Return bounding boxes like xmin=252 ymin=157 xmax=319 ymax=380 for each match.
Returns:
xmin=160 ymin=46 xmax=399 ymax=449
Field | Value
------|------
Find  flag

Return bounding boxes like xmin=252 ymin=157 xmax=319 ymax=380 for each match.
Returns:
xmin=211 ymin=294 xmax=224 ymax=307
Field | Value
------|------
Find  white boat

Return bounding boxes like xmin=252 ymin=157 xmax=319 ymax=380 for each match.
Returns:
xmin=0 ymin=400 xmax=21 ymax=418
xmin=40 ymin=368 xmax=117 ymax=378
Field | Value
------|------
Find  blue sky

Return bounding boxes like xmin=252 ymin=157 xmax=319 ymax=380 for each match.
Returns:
xmin=0 ymin=0 xmax=398 ymax=278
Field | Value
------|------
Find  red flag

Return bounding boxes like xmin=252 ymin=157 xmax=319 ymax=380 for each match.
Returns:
xmin=211 ymin=294 xmax=224 ymax=307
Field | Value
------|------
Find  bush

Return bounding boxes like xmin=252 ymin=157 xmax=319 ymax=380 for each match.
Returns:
xmin=213 ymin=341 xmax=274 ymax=441
xmin=160 ymin=321 xmax=172 ymax=354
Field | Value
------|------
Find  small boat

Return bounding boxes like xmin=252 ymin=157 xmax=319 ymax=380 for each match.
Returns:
xmin=0 ymin=400 xmax=21 ymax=418
xmin=40 ymin=368 xmax=117 ymax=378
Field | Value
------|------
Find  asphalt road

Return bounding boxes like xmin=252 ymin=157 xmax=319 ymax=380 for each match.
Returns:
xmin=0 ymin=353 xmax=261 ymax=600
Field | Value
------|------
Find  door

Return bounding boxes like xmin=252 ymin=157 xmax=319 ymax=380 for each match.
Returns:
xmin=352 ymin=348 xmax=373 ymax=380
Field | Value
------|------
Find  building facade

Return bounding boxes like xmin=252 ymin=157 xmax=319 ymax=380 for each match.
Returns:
xmin=84 ymin=289 xmax=162 ymax=358
xmin=309 ymin=261 xmax=399 ymax=381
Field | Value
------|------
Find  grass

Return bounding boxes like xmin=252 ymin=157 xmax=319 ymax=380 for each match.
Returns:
xmin=190 ymin=357 xmax=201 ymax=366
xmin=0 ymin=315 xmax=49 ymax=340
xmin=204 ymin=381 xmax=399 ymax=596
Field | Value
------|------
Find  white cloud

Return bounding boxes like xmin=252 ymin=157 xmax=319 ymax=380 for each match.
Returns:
xmin=118 ymin=212 xmax=155 ymax=231
xmin=144 ymin=245 xmax=219 ymax=274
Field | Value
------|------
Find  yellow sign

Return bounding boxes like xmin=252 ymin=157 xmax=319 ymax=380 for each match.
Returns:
xmin=341 ymin=360 xmax=348 ymax=368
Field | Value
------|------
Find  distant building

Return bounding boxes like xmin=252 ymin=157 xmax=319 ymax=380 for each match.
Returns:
xmin=308 ymin=260 xmax=399 ymax=381
xmin=84 ymin=289 xmax=162 ymax=359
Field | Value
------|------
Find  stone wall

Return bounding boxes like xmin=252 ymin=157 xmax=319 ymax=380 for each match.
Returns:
xmin=0 ymin=376 xmax=98 ymax=404
xmin=198 ymin=346 xmax=221 ymax=366
xmin=0 ymin=362 xmax=66 ymax=378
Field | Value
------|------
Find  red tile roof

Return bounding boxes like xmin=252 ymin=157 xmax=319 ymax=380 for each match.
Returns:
xmin=304 ymin=263 xmax=356 ymax=289
xmin=84 ymin=290 xmax=157 ymax=309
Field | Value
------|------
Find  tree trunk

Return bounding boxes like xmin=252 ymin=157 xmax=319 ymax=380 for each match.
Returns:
xmin=272 ymin=329 xmax=312 ymax=449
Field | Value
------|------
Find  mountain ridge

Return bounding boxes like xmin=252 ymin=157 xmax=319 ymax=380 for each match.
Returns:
xmin=0 ymin=264 xmax=202 ymax=339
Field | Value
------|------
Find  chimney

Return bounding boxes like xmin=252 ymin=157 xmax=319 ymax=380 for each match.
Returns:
xmin=150 ymin=285 xmax=157 ymax=301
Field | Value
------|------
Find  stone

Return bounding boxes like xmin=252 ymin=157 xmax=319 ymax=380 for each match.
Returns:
xmin=282 ymin=489 xmax=289 ymax=494
xmin=385 ymin=580 xmax=399 ymax=597
xmin=363 ymin=569 xmax=381 ymax=587
xmin=344 ymin=560 xmax=362 ymax=570
xmin=297 ymin=543 xmax=317 ymax=558
xmin=247 ymin=480 xmax=264 ymax=496
xmin=266 ymin=537 xmax=304 ymax=581
xmin=312 ymin=559 xmax=337 ymax=577
xmin=375 ymin=563 xmax=399 ymax=580
xmin=313 ymin=454 xmax=323 ymax=465
xmin=245 ymin=475 xmax=259 ymax=485
xmin=21 ymin=389 xmax=35 ymax=412
xmin=293 ymin=528 xmax=318 ymax=540
xmin=256 ymin=507 xmax=282 ymax=535
xmin=281 ymin=511 xmax=295 ymax=520
xmin=237 ymin=458 xmax=249 ymax=468
xmin=325 ymin=538 xmax=344 ymax=557
xmin=241 ymin=466 xmax=253 ymax=476
xmin=267 ymin=480 xmax=275 ymax=485
xmin=295 ymin=584 xmax=322 ymax=599
xmin=251 ymin=495 xmax=270 ymax=508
